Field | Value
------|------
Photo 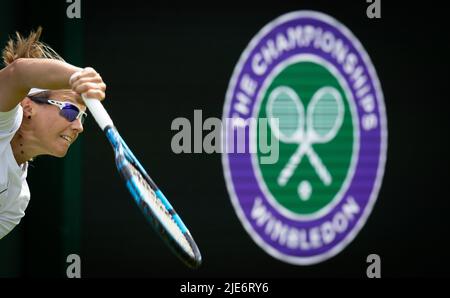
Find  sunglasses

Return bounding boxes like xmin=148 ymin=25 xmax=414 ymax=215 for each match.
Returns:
xmin=29 ymin=96 xmax=87 ymax=124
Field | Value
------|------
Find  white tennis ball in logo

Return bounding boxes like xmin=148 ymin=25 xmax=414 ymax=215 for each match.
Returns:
xmin=298 ymin=180 xmax=312 ymax=201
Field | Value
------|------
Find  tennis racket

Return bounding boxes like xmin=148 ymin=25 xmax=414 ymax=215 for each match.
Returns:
xmin=81 ymin=95 xmax=202 ymax=269
xmin=267 ymin=86 xmax=344 ymax=187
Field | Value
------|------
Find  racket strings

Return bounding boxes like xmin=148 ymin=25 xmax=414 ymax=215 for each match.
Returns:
xmin=309 ymin=90 xmax=343 ymax=141
xmin=130 ymin=165 xmax=194 ymax=256
xmin=270 ymin=97 xmax=302 ymax=138
xmin=311 ymin=103 xmax=339 ymax=136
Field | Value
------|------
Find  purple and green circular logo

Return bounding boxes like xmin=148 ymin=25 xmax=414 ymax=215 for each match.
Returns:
xmin=222 ymin=11 xmax=387 ymax=265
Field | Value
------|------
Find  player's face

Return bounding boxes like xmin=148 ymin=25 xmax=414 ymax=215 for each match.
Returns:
xmin=32 ymin=90 xmax=86 ymax=157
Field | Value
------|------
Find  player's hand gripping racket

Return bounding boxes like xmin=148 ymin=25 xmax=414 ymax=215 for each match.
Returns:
xmin=81 ymin=94 xmax=202 ymax=269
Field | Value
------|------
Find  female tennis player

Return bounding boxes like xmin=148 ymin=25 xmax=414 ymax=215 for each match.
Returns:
xmin=0 ymin=28 xmax=106 ymax=239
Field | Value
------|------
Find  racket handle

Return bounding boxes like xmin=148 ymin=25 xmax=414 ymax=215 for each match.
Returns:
xmin=306 ymin=148 xmax=332 ymax=186
xmin=278 ymin=145 xmax=332 ymax=186
xmin=278 ymin=145 xmax=305 ymax=186
xmin=81 ymin=94 xmax=114 ymax=130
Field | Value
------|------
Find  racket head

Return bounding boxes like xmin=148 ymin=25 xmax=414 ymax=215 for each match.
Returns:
xmin=105 ymin=126 xmax=202 ymax=268
xmin=266 ymin=86 xmax=305 ymax=143
xmin=306 ymin=86 xmax=344 ymax=143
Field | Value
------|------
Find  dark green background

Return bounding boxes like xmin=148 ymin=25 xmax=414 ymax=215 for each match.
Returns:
xmin=0 ymin=0 xmax=449 ymax=278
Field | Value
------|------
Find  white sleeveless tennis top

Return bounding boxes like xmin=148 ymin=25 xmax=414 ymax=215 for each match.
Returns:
xmin=0 ymin=104 xmax=30 ymax=239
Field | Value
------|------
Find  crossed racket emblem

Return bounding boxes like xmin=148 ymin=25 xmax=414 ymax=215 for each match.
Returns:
xmin=267 ymin=86 xmax=344 ymax=200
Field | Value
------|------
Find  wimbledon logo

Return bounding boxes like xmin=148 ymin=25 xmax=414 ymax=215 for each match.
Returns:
xmin=222 ymin=11 xmax=387 ymax=265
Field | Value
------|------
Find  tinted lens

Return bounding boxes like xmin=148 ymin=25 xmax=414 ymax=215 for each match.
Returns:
xmin=60 ymin=105 xmax=81 ymax=122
